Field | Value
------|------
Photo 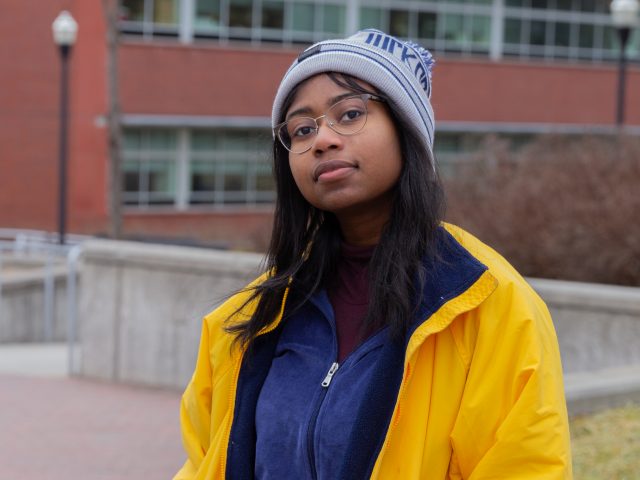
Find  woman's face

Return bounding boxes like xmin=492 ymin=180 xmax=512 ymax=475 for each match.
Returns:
xmin=285 ymin=74 xmax=402 ymax=224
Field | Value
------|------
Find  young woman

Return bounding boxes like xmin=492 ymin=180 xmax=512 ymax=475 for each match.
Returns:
xmin=175 ymin=30 xmax=572 ymax=479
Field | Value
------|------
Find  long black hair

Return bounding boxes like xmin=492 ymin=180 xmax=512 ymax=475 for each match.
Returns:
xmin=226 ymin=72 xmax=445 ymax=348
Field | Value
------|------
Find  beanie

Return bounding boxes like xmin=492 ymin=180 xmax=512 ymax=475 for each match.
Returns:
xmin=271 ymin=29 xmax=435 ymax=157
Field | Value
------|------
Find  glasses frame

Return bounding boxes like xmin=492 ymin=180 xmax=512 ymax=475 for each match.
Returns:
xmin=274 ymin=93 xmax=384 ymax=154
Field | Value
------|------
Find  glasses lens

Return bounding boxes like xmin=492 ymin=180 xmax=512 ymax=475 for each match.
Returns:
xmin=279 ymin=117 xmax=317 ymax=153
xmin=327 ymin=96 xmax=368 ymax=135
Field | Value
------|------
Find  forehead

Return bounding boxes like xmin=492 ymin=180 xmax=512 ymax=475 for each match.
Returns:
xmin=286 ymin=74 xmax=374 ymax=113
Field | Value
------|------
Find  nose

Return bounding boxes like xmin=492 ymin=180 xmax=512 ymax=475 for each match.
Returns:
xmin=312 ymin=118 xmax=343 ymax=155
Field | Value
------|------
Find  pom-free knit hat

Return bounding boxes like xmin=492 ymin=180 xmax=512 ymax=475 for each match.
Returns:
xmin=271 ymin=29 xmax=436 ymax=157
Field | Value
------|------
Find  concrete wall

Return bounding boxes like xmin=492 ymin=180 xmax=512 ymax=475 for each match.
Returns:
xmin=0 ymin=260 xmax=68 ymax=343
xmin=78 ymin=240 xmax=262 ymax=389
xmin=78 ymin=240 xmax=640 ymax=403
xmin=530 ymin=279 xmax=640 ymax=374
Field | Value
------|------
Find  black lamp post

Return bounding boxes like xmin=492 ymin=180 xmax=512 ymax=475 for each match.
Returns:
xmin=610 ymin=0 xmax=639 ymax=127
xmin=52 ymin=11 xmax=78 ymax=245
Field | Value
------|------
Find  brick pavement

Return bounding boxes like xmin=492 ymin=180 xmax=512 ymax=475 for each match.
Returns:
xmin=0 ymin=374 xmax=185 ymax=479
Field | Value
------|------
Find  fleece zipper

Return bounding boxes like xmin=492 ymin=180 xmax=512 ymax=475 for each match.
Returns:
xmin=306 ymin=361 xmax=340 ymax=480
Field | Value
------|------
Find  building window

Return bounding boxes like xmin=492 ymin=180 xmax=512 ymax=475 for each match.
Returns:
xmin=123 ymin=128 xmax=274 ymax=208
xmin=120 ymin=0 xmax=180 ymax=37
xmin=189 ymin=130 xmax=274 ymax=205
xmin=262 ymin=1 xmax=285 ymax=30
xmin=123 ymin=129 xmax=178 ymax=206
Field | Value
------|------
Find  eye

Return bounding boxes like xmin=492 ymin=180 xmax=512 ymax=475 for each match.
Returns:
xmin=292 ymin=125 xmax=315 ymax=138
xmin=287 ymin=118 xmax=316 ymax=139
xmin=339 ymin=108 xmax=364 ymax=124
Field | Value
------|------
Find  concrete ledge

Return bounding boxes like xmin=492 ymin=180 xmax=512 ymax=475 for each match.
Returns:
xmin=565 ymin=365 xmax=640 ymax=416
xmin=529 ymin=278 xmax=640 ymax=315
xmin=82 ymin=239 xmax=263 ymax=277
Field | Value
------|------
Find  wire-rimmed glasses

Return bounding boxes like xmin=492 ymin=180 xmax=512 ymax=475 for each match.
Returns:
xmin=274 ymin=94 xmax=383 ymax=154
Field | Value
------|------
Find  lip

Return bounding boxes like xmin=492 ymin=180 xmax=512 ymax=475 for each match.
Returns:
xmin=312 ymin=160 xmax=357 ymax=182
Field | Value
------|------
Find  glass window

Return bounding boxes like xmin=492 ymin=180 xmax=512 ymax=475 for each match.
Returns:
xmin=443 ymin=14 xmax=465 ymax=44
xmin=148 ymin=161 xmax=175 ymax=194
xmin=148 ymin=130 xmax=177 ymax=150
xmin=579 ymin=0 xmax=597 ymax=12
xmin=505 ymin=0 xmax=528 ymax=6
xmin=389 ymin=10 xmax=409 ymax=38
xmin=124 ymin=130 xmax=142 ymax=150
xmin=323 ymin=5 xmax=346 ymax=35
xmin=262 ymin=1 xmax=284 ymax=29
xmin=192 ymin=131 xmax=218 ymax=151
xmin=222 ymin=161 xmax=248 ymax=193
xmin=504 ymin=18 xmax=522 ymax=44
xmin=195 ymin=0 xmax=221 ymax=29
xmin=556 ymin=0 xmax=574 ymax=10
xmin=603 ymin=26 xmax=616 ymax=51
xmin=123 ymin=129 xmax=177 ymax=206
xmin=255 ymin=163 xmax=275 ymax=192
xmin=124 ymin=163 xmax=142 ymax=192
xmin=530 ymin=20 xmax=547 ymax=46
xmin=292 ymin=3 xmax=314 ymax=32
xmin=191 ymin=161 xmax=216 ymax=193
xmin=229 ymin=0 xmax=253 ymax=28
xmin=554 ymin=22 xmax=570 ymax=47
xmin=360 ymin=7 xmax=383 ymax=30
xmin=418 ymin=12 xmax=437 ymax=40
xmin=121 ymin=0 xmax=145 ymax=21
xmin=471 ymin=15 xmax=491 ymax=46
xmin=579 ymin=23 xmax=594 ymax=48
xmin=154 ymin=0 xmax=179 ymax=25
xmin=222 ymin=131 xmax=251 ymax=151
xmin=531 ymin=0 xmax=549 ymax=8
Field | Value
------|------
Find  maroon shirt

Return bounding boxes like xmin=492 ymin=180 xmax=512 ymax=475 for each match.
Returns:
xmin=327 ymin=243 xmax=376 ymax=363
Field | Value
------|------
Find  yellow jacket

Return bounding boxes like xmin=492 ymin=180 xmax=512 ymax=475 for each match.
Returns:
xmin=175 ymin=224 xmax=572 ymax=479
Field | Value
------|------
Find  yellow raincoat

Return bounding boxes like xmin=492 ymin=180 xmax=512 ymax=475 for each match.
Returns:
xmin=175 ymin=224 xmax=572 ymax=479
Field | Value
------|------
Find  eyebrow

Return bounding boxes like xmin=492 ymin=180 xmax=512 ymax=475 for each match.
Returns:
xmin=285 ymin=92 xmax=358 ymax=121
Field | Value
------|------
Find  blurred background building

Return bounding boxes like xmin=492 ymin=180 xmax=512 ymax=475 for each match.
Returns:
xmin=1 ymin=0 xmax=639 ymax=249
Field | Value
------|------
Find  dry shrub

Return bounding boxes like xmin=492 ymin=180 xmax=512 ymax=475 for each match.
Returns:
xmin=444 ymin=134 xmax=640 ymax=286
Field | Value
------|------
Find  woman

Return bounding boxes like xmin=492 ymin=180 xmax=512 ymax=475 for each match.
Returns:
xmin=175 ymin=29 xmax=572 ymax=479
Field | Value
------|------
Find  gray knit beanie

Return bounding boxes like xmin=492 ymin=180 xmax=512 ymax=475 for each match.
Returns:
xmin=272 ymin=29 xmax=435 ymax=157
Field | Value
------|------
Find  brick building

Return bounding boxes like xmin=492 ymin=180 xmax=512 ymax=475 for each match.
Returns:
xmin=1 ymin=0 xmax=639 ymax=250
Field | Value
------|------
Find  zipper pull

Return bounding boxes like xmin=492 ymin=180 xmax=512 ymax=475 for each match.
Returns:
xmin=321 ymin=362 xmax=339 ymax=387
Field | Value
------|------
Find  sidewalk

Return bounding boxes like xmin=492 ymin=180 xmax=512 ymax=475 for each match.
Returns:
xmin=0 ymin=344 xmax=185 ymax=480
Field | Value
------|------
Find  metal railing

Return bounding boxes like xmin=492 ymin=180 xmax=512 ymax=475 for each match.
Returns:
xmin=0 ymin=229 xmax=89 ymax=375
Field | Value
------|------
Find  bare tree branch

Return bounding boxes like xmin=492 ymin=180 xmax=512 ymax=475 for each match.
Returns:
xmin=102 ymin=0 xmax=123 ymax=239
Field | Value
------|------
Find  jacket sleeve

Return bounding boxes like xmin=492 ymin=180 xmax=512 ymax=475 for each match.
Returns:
xmin=173 ymin=319 xmax=213 ymax=480
xmin=450 ymin=282 xmax=572 ymax=479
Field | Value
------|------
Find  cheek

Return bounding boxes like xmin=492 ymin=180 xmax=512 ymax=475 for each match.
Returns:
xmin=288 ymin=157 xmax=311 ymax=195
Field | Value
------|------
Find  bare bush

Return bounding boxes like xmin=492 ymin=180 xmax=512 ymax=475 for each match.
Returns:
xmin=444 ymin=134 xmax=640 ymax=286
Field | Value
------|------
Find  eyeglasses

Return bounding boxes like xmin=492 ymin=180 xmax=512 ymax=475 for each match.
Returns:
xmin=274 ymin=94 xmax=383 ymax=154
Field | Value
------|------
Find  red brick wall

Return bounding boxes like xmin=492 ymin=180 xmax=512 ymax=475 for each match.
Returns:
xmin=0 ymin=0 xmax=71 ymax=231
xmin=122 ymin=209 xmax=274 ymax=251
xmin=0 ymin=0 xmax=109 ymax=233
xmin=433 ymin=58 xmax=640 ymax=125
xmin=119 ymin=41 xmax=296 ymax=117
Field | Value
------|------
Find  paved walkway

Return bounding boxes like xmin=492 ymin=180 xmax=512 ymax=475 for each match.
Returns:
xmin=0 ymin=344 xmax=185 ymax=479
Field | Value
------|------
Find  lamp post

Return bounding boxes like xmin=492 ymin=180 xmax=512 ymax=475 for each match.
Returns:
xmin=610 ymin=0 xmax=639 ymax=126
xmin=52 ymin=11 xmax=78 ymax=245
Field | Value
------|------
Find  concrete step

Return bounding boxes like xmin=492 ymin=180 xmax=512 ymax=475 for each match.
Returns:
xmin=0 ymin=342 xmax=75 ymax=377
